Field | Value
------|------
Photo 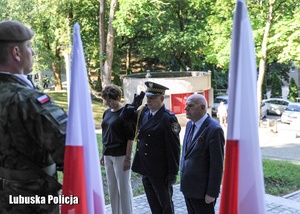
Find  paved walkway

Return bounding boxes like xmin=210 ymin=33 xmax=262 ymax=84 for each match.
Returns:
xmin=104 ymin=120 xmax=300 ymax=213
xmin=105 ymin=185 xmax=300 ymax=213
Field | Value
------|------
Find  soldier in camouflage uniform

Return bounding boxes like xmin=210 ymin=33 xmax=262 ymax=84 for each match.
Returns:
xmin=0 ymin=20 xmax=67 ymax=213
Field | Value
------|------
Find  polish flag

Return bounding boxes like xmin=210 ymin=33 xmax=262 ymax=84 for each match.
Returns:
xmin=61 ymin=23 xmax=105 ymax=214
xmin=219 ymin=1 xmax=267 ymax=214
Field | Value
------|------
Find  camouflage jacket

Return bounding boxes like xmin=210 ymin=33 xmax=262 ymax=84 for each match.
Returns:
xmin=0 ymin=73 xmax=67 ymax=213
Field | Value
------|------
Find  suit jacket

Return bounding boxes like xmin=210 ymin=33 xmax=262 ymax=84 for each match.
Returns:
xmin=180 ymin=114 xmax=224 ymax=198
xmin=121 ymin=105 xmax=181 ymax=178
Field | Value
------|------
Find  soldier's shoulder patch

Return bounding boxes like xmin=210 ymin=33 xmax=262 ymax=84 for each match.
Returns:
xmin=171 ymin=122 xmax=181 ymax=134
xmin=36 ymin=94 xmax=50 ymax=104
xmin=50 ymin=108 xmax=68 ymax=125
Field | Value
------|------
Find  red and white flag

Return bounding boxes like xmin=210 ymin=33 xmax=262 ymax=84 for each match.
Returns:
xmin=61 ymin=23 xmax=105 ymax=214
xmin=220 ymin=1 xmax=267 ymax=214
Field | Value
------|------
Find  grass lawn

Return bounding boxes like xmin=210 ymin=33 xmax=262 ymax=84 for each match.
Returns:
xmin=50 ymin=91 xmax=300 ymax=204
xmin=46 ymin=91 xmax=105 ymax=128
xmin=263 ymin=158 xmax=300 ymax=196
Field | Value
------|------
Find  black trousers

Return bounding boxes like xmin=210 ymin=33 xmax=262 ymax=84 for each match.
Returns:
xmin=184 ymin=196 xmax=216 ymax=214
xmin=142 ymin=175 xmax=174 ymax=214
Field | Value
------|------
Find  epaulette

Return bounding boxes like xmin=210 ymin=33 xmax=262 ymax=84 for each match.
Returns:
xmin=164 ymin=109 xmax=175 ymax=116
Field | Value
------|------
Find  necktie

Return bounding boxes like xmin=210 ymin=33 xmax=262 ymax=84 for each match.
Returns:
xmin=148 ymin=112 xmax=153 ymax=120
xmin=27 ymin=75 xmax=35 ymax=89
xmin=186 ymin=124 xmax=196 ymax=148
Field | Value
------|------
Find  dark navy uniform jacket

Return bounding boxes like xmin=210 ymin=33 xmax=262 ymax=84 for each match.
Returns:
xmin=121 ymin=104 xmax=181 ymax=178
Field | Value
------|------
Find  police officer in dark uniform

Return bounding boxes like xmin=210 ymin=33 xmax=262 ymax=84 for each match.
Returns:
xmin=0 ymin=20 xmax=67 ymax=214
xmin=121 ymin=81 xmax=181 ymax=214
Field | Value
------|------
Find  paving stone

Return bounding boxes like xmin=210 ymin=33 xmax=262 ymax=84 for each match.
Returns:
xmin=104 ymin=121 xmax=300 ymax=213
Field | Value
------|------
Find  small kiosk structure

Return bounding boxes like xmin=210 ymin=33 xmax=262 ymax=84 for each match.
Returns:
xmin=122 ymin=71 xmax=213 ymax=117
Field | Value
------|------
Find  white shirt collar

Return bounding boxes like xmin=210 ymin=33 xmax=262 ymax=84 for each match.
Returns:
xmin=150 ymin=109 xmax=159 ymax=116
xmin=194 ymin=113 xmax=208 ymax=129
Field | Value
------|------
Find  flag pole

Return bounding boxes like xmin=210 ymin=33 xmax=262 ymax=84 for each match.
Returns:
xmin=219 ymin=1 xmax=267 ymax=213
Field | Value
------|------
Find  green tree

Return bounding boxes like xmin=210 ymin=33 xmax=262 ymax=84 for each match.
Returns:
xmin=263 ymin=61 xmax=290 ymax=94
xmin=2 ymin=0 xmax=300 ymax=96
xmin=288 ymin=77 xmax=298 ymax=101
xmin=114 ymin=0 xmax=214 ymax=71
xmin=211 ymin=68 xmax=228 ymax=92
xmin=262 ymin=73 xmax=268 ymax=99
xmin=204 ymin=0 xmax=235 ymax=70
xmin=101 ymin=0 xmax=118 ymax=88
xmin=0 ymin=0 xmax=101 ymax=91
xmin=271 ymin=74 xmax=282 ymax=97
xmin=255 ymin=0 xmax=300 ymax=116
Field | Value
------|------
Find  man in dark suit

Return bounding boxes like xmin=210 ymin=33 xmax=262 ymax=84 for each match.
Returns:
xmin=180 ymin=94 xmax=224 ymax=214
xmin=121 ymin=81 xmax=181 ymax=214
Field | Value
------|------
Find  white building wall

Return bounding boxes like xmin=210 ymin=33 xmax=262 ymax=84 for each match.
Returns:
xmin=122 ymin=72 xmax=211 ymax=110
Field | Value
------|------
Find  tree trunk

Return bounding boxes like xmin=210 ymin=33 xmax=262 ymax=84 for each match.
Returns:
xmin=102 ymin=0 xmax=118 ymax=88
xmin=257 ymin=0 xmax=274 ymax=121
xmin=52 ymin=45 xmax=63 ymax=91
xmin=126 ymin=41 xmax=131 ymax=75
xmin=52 ymin=63 xmax=62 ymax=91
xmin=99 ymin=0 xmax=105 ymax=89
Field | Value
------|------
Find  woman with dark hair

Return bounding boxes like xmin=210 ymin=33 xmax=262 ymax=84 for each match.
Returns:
xmin=100 ymin=85 xmax=134 ymax=214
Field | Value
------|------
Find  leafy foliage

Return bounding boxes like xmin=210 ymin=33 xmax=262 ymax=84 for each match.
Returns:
xmin=0 ymin=0 xmax=100 ymax=89
xmin=114 ymin=0 xmax=218 ymax=71
xmin=288 ymin=77 xmax=299 ymax=101
xmin=265 ymin=61 xmax=290 ymax=90
xmin=0 ymin=0 xmax=299 ymax=91
xmin=271 ymin=73 xmax=283 ymax=98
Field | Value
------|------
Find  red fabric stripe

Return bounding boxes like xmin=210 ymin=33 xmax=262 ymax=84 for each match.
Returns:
xmin=37 ymin=95 xmax=50 ymax=104
xmin=40 ymin=97 xmax=49 ymax=104
xmin=40 ymin=98 xmax=49 ymax=104
xmin=220 ymin=140 xmax=239 ymax=214
xmin=61 ymin=145 xmax=87 ymax=214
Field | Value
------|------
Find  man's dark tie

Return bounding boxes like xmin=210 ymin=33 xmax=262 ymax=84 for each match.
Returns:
xmin=27 ymin=75 xmax=35 ymax=89
xmin=186 ymin=124 xmax=196 ymax=148
xmin=148 ymin=112 xmax=153 ymax=120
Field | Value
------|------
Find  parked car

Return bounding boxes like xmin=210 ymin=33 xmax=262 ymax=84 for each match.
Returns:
xmin=211 ymin=95 xmax=228 ymax=115
xmin=262 ymin=98 xmax=290 ymax=115
xmin=281 ymin=103 xmax=300 ymax=124
xmin=261 ymin=102 xmax=267 ymax=119
xmin=295 ymin=118 xmax=300 ymax=138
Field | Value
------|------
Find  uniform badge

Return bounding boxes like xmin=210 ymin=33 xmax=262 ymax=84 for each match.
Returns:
xmin=50 ymin=109 xmax=68 ymax=125
xmin=37 ymin=94 xmax=50 ymax=104
xmin=171 ymin=122 xmax=181 ymax=134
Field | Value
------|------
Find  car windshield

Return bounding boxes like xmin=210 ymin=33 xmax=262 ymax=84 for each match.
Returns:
xmin=214 ymin=98 xmax=228 ymax=104
xmin=286 ymin=105 xmax=300 ymax=112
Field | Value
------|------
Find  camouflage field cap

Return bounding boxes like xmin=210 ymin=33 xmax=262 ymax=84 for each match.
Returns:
xmin=0 ymin=20 xmax=34 ymax=42
xmin=145 ymin=81 xmax=169 ymax=96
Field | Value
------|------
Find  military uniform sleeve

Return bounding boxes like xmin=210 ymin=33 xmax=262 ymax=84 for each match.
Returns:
xmin=17 ymin=92 xmax=67 ymax=167
xmin=120 ymin=104 xmax=138 ymax=122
